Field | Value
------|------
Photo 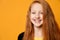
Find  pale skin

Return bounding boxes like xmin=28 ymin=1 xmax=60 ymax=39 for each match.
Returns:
xmin=30 ymin=3 xmax=44 ymax=38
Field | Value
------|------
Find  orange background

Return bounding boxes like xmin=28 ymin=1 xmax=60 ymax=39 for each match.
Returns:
xmin=0 ymin=0 xmax=60 ymax=40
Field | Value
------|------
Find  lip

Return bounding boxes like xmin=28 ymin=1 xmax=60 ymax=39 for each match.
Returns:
xmin=33 ymin=19 xmax=42 ymax=22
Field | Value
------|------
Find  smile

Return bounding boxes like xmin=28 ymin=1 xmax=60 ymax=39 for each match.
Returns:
xmin=33 ymin=19 xmax=42 ymax=23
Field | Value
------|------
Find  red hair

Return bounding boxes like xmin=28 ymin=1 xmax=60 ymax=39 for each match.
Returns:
xmin=23 ymin=0 xmax=60 ymax=40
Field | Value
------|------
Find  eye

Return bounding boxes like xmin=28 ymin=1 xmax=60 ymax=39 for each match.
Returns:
xmin=39 ymin=11 xmax=43 ymax=14
xmin=40 ymin=12 xmax=43 ymax=14
xmin=31 ymin=12 xmax=35 ymax=14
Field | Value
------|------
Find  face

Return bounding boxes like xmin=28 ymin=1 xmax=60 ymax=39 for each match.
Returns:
xmin=30 ymin=3 xmax=43 ymax=27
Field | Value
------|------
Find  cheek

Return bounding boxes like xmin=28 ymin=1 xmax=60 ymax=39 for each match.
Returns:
xmin=30 ymin=14 xmax=35 ymax=19
xmin=40 ymin=14 xmax=43 ymax=19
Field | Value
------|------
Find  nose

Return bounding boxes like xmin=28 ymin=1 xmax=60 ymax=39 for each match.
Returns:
xmin=35 ymin=14 xmax=40 ymax=19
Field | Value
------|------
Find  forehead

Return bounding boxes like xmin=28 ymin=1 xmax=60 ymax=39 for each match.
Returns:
xmin=31 ymin=3 xmax=43 ymax=12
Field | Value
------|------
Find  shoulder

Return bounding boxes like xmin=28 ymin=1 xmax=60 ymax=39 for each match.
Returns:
xmin=18 ymin=32 xmax=24 ymax=40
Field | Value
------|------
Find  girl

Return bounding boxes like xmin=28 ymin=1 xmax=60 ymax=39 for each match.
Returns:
xmin=18 ymin=0 xmax=60 ymax=40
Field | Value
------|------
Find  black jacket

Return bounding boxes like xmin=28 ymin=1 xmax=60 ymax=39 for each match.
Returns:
xmin=18 ymin=32 xmax=24 ymax=40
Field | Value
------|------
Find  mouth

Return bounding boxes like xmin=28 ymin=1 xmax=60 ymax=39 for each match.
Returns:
xmin=33 ymin=19 xmax=42 ymax=23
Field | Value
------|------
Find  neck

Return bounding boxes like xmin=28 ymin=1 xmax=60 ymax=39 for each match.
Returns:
xmin=34 ymin=26 xmax=43 ymax=37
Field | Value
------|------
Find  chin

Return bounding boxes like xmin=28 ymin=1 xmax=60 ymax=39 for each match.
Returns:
xmin=34 ymin=24 xmax=43 ymax=28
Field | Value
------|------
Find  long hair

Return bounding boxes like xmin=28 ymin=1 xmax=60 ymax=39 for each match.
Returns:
xmin=23 ymin=0 xmax=60 ymax=40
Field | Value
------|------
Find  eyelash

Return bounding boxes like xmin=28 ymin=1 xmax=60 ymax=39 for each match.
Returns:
xmin=32 ymin=12 xmax=35 ymax=14
xmin=40 ymin=12 xmax=43 ymax=14
xmin=39 ymin=12 xmax=43 ymax=14
xmin=31 ymin=12 xmax=43 ymax=14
